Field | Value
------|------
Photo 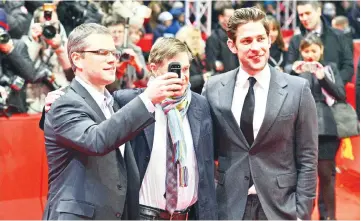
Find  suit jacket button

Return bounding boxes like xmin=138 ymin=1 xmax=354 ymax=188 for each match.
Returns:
xmin=115 ymin=212 xmax=121 ymax=218
xmin=145 ymin=156 xmax=150 ymax=161
xmin=117 ymin=184 xmax=122 ymax=190
xmin=244 ymin=176 xmax=249 ymax=180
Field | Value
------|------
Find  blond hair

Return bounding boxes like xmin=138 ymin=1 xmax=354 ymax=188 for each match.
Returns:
xmin=148 ymin=37 xmax=192 ymax=65
xmin=176 ymin=25 xmax=205 ymax=56
xmin=227 ymin=7 xmax=269 ymax=42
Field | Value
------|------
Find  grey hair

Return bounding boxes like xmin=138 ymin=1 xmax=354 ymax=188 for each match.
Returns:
xmin=67 ymin=23 xmax=111 ymax=71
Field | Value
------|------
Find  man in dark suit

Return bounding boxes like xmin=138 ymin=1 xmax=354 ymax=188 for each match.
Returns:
xmin=203 ymin=8 xmax=318 ymax=220
xmin=113 ymin=37 xmax=217 ymax=220
xmin=42 ymin=23 xmax=184 ymax=220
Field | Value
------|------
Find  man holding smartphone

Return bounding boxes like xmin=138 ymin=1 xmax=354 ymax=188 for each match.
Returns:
xmin=114 ymin=37 xmax=217 ymax=220
xmin=42 ymin=37 xmax=217 ymax=220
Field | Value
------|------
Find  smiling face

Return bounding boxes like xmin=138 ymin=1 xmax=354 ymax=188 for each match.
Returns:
xmin=71 ymin=34 xmax=117 ymax=87
xmin=227 ymin=21 xmax=271 ymax=75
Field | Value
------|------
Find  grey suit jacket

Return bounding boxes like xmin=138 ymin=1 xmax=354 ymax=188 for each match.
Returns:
xmin=43 ymin=79 xmax=155 ymax=220
xmin=203 ymin=66 xmax=318 ymax=220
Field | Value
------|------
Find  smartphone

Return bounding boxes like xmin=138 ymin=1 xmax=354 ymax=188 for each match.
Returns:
xmin=302 ymin=62 xmax=318 ymax=73
xmin=168 ymin=62 xmax=181 ymax=78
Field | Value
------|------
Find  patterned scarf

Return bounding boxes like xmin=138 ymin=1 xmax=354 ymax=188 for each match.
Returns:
xmin=160 ymin=83 xmax=192 ymax=187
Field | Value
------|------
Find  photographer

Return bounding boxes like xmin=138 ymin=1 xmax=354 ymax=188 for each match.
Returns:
xmin=22 ymin=4 xmax=72 ymax=113
xmin=102 ymin=14 xmax=147 ymax=92
xmin=0 ymin=9 xmax=46 ymax=114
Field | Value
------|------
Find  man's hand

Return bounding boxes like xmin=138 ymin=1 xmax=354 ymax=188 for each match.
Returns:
xmin=31 ymin=23 xmax=43 ymax=42
xmin=143 ymin=72 xmax=183 ymax=105
xmin=0 ymin=39 xmax=14 ymax=54
xmin=45 ymin=89 xmax=65 ymax=112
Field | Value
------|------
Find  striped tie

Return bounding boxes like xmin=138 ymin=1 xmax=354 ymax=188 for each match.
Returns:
xmin=165 ymin=128 xmax=178 ymax=214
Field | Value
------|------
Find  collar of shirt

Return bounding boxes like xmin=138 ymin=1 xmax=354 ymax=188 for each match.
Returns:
xmin=75 ymin=76 xmax=114 ymax=110
xmin=235 ymin=64 xmax=271 ymax=91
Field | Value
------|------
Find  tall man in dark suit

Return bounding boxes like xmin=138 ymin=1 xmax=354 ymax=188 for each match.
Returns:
xmin=42 ymin=23 xmax=184 ymax=220
xmin=113 ymin=37 xmax=217 ymax=220
xmin=203 ymin=8 xmax=318 ymax=220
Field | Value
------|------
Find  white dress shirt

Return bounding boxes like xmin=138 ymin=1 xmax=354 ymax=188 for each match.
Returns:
xmin=139 ymin=104 xmax=198 ymax=210
xmin=231 ymin=65 xmax=271 ymax=194
xmin=75 ymin=76 xmax=125 ymax=156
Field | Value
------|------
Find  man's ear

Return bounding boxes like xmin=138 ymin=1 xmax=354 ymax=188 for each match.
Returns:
xmin=268 ymin=35 xmax=272 ymax=48
xmin=149 ymin=63 xmax=157 ymax=73
xmin=227 ymin=39 xmax=238 ymax=54
xmin=71 ymin=52 xmax=83 ymax=71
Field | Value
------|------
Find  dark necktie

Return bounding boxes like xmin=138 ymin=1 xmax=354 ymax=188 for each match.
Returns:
xmin=165 ymin=128 xmax=178 ymax=214
xmin=241 ymin=77 xmax=256 ymax=188
xmin=240 ymin=77 xmax=257 ymax=147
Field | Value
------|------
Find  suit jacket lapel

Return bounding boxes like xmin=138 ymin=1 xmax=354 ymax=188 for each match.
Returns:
xmin=70 ymin=79 xmax=106 ymax=123
xmin=253 ymin=67 xmax=288 ymax=146
xmin=218 ymin=68 xmax=249 ymax=150
xmin=187 ymin=92 xmax=202 ymax=153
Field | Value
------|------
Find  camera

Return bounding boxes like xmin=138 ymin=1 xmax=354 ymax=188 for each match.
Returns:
xmin=0 ymin=75 xmax=25 ymax=112
xmin=0 ymin=29 xmax=10 ymax=44
xmin=42 ymin=3 xmax=57 ymax=39
xmin=35 ymin=64 xmax=61 ymax=91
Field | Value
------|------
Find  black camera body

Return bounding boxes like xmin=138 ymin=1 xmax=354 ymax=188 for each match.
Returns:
xmin=0 ymin=29 xmax=10 ymax=44
xmin=0 ymin=75 xmax=25 ymax=112
xmin=35 ymin=63 xmax=61 ymax=91
xmin=42 ymin=23 xmax=57 ymax=39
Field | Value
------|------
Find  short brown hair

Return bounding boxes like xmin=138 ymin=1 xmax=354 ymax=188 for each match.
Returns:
xmin=299 ymin=33 xmax=324 ymax=51
xmin=101 ymin=14 xmax=126 ymax=27
xmin=332 ymin=16 xmax=349 ymax=27
xmin=148 ymin=37 xmax=192 ymax=65
xmin=67 ymin=23 xmax=111 ymax=71
xmin=296 ymin=1 xmax=321 ymax=9
xmin=227 ymin=7 xmax=269 ymax=42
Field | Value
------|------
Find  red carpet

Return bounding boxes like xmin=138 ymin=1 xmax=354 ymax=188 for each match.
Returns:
xmin=312 ymin=168 xmax=360 ymax=220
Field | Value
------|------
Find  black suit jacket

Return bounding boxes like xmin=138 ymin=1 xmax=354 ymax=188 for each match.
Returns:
xmin=113 ymin=89 xmax=218 ymax=220
xmin=42 ymin=79 xmax=155 ymax=220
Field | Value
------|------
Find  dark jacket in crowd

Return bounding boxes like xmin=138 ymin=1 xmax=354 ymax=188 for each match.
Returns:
xmin=348 ymin=2 xmax=360 ymax=39
xmin=268 ymin=43 xmax=286 ymax=70
xmin=189 ymin=55 xmax=207 ymax=94
xmin=0 ymin=1 xmax=32 ymax=39
xmin=205 ymin=26 xmax=239 ymax=74
xmin=0 ymin=39 xmax=44 ymax=113
xmin=286 ymin=16 xmax=354 ymax=84
xmin=294 ymin=63 xmax=346 ymax=137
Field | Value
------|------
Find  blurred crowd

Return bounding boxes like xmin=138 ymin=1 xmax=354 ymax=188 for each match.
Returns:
xmin=0 ymin=0 xmax=359 ymax=117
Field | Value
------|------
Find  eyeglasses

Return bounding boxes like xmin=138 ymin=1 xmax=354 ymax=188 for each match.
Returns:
xmin=78 ymin=49 xmax=121 ymax=60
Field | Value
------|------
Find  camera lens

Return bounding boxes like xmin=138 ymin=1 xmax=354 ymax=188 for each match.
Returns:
xmin=42 ymin=24 xmax=57 ymax=39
